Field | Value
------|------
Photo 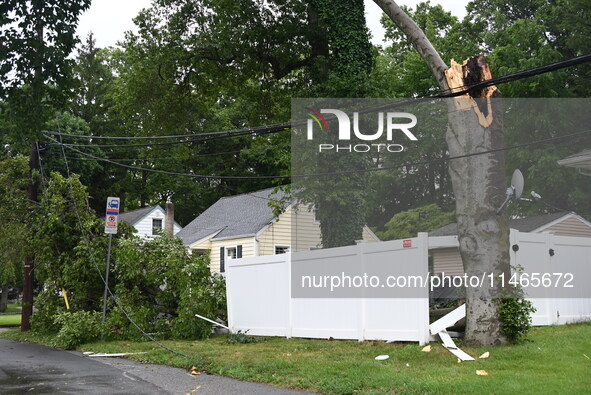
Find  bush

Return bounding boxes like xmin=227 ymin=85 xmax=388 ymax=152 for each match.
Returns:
xmin=30 ymin=289 xmax=66 ymax=334
xmin=113 ymin=235 xmax=227 ymax=340
xmin=496 ymin=283 xmax=536 ymax=342
xmin=51 ymin=310 xmax=103 ymax=349
xmin=226 ymin=330 xmax=264 ymax=344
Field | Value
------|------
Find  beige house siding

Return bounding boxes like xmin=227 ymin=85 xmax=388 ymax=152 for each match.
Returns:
xmin=258 ymin=208 xmax=295 ymax=255
xmin=292 ymin=206 xmax=323 ymax=252
xmin=542 ymin=216 xmax=591 ymax=237
xmin=245 ymin=204 xmax=381 ymax=257
xmin=432 ymin=248 xmax=463 ymax=276
xmin=209 ymin=236 xmax=255 ymax=273
xmin=362 ymin=227 xmax=380 ymax=243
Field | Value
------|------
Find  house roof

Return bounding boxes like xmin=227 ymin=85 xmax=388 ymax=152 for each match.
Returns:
xmin=119 ymin=205 xmax=182 ymax=230
xmin=429 ymin=212 xmax=572 ymax=237
xmin=176 ymin=187 xmax=288 ymax=246
xmin=119 ymin=206 xmax=159 ymax=226
xmin=557 ymin=149 xmax=591 ymax=174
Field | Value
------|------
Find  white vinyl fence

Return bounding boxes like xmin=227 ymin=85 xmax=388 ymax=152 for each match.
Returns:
xmin=225 ymin=230 xmax=591 ymax=344
xmin=226 ymin=233 xmax=431 ymax=344
xmin=509 ymin=231 xmax=591 ymax=326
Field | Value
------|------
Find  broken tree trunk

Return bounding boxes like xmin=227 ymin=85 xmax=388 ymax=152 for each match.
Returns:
xmin=373 ymin=0 xmax=510 ymax=346
xmin=445 ymin=57 xmax=510 ymax=346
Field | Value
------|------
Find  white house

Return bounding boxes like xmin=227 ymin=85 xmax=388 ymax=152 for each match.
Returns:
xmin=119 ymin=205 xmax=182 ymax=239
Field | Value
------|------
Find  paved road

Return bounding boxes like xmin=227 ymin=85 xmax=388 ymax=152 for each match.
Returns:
xmin=0 ymin=338 xmax=315 ymax=394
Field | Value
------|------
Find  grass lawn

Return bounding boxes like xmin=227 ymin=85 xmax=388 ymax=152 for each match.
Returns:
xmin=4 ymin=304 xmax=21 ymax=314
xmin=0 ymin=314 xmax=21 ymax=326
xmin=2 ymin=323 xmax=590 ymax=394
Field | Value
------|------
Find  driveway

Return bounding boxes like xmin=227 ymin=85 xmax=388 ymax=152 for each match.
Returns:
xmin=0 ymin=337 xmax=315 ymax=394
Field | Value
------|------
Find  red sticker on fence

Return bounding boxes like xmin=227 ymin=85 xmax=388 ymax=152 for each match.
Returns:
xmin=403 ymin=239 xmax=412 ymax=248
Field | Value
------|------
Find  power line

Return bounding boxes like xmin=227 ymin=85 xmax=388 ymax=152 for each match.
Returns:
xmin=66 ymin=150 xmax=243 ymax=161
xmin=45 ymin=128 xmax=591 ymax=181
xmin=54 ymin=132 xmax=191 ymax=359
xmin=44 ymin=53 xmax=591 ymax=146
xmin=51 ymin=127 xmax=285 ymax=148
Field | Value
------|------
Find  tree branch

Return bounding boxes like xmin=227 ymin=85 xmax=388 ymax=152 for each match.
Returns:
xmin=373 ymin=0 xmax=449 ymax=91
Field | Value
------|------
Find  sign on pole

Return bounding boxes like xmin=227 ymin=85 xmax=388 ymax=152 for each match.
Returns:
xmin=104 ymin=197 xmax=120 ymax=234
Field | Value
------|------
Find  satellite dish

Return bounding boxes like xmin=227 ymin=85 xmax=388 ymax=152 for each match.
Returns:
xmin=511 ymin=169 xmax=524 ymax=200
xmin=497 ymin=169 xmax=525 ymax=214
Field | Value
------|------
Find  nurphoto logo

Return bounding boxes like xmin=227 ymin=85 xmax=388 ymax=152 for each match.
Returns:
xmin=306 ymin=108 xmax=418 ymax=153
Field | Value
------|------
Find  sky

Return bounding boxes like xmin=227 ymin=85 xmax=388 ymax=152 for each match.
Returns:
xmin=77 ymin=0 xmax=472 ymax=49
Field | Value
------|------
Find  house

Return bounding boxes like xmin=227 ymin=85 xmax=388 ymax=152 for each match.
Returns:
xmin=558 ymin=149 xmax=591 ymax=176
xmin=119 ymin=205 xmax=182 ymax=239
xmin=176 ymin=187 xmax=380 ymax=272
xmin=428 ymin=212 xmax=591 ymax=276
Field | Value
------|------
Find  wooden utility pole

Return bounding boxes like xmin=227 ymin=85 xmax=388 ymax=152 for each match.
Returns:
xmin=21 ymin=143 xmax=40 ymax=331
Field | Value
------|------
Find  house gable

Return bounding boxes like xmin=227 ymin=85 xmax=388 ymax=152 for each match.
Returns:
xmin=120 ymin=205 xmax=181 ymax=239
xmin=536 ymin=213 xmax=591 ymax=237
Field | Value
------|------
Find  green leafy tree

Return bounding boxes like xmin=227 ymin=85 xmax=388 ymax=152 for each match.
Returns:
xmin=111 ymin=235 xmax=225 ymax=340
xmin=0 ymin=0 xmax=92 ymax=330
xmin=0 ymin=155 xmax=30 ymax=311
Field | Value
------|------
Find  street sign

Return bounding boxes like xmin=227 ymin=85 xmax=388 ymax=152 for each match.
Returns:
xmin=104 ymin=197 xmax=120 ymax=234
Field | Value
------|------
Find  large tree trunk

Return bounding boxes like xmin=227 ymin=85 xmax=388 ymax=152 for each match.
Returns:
xmin=374 ymin=0 xmax=510 ymax=345
xmin=445 ymin=58 xmax=510 ymax=345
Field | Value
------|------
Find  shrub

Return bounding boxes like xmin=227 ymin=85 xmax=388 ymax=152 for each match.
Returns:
xmin=30 ymin=289 xmax=66 ymax=334
xmin=226 ymin=330 xmax=264 ymax=344
xmin=51 ymin=310 xmax=103 ymax=349
xmin=496 ymin=283 xmax=536 ymax=342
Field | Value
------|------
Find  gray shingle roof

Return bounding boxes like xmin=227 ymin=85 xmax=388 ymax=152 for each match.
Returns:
xmin=429 ymin=212 xmax=571 ymax=237
xmin=176 ymin=187 xmax=288 ymax=246
xmin=119 ymin=206 xmax=159 ymax=226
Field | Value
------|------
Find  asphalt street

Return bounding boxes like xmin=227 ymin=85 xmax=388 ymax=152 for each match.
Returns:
xmin=0 ymin=337 xmax=315 ymax=394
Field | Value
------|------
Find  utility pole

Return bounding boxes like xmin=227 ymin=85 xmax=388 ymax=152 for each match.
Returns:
xmin=21 ymin=143 xmax=40 ymax=331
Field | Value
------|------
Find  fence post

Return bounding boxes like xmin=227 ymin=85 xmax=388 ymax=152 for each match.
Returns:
xmin=417 ymin=232 xmax=431 ymax=345
xmin=358 ymin=241 xmax=366 ymax=342
xmin=287 ymin=252 xmax=293 ymax=338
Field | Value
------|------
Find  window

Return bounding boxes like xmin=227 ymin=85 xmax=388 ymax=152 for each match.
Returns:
xmin=152 ymin=218 xmax=163 ymax=235
xmin=226 ymin=246 xmax=237 ymax=260
xmin=220 ymin=245 xmax=242 ymax=273
xmin=274 ymin=245 xmax=290 ymax=254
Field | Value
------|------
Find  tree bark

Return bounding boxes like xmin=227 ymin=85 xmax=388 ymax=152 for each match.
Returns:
xmin=0 ymin=286 xmax=8 ymax=313
xmin=445 ymin=58 xmax=510 ymax=345
xmin=374 ymin=0 xmax=510 ymax=345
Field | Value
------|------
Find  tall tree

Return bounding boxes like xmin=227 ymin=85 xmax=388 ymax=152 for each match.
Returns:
xmin=0 ymin=155 xmax=30 ymax=312
xmin=374 ymin=0 xmax=510 ymax=345
xmin=0 ymin=0 xmax=92 ymax=330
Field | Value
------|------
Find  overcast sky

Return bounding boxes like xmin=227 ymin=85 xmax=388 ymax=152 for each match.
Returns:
xmin=77 ymin=0 xmax=471 ymax=49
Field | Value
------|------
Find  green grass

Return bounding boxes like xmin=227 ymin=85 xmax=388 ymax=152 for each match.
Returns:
xmin=0 ymin=314 xmax=21 ymax=326
xmin=5 ymin=303 xmax=21 ymax=314
xmin=2 ymin=323 xmax=590 ymax=394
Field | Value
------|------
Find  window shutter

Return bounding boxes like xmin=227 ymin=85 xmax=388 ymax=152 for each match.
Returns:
xmin=220 ymin=247 xmax=225 ymax=272
xmin=237 ymin=245 xmax=242 ymax=258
